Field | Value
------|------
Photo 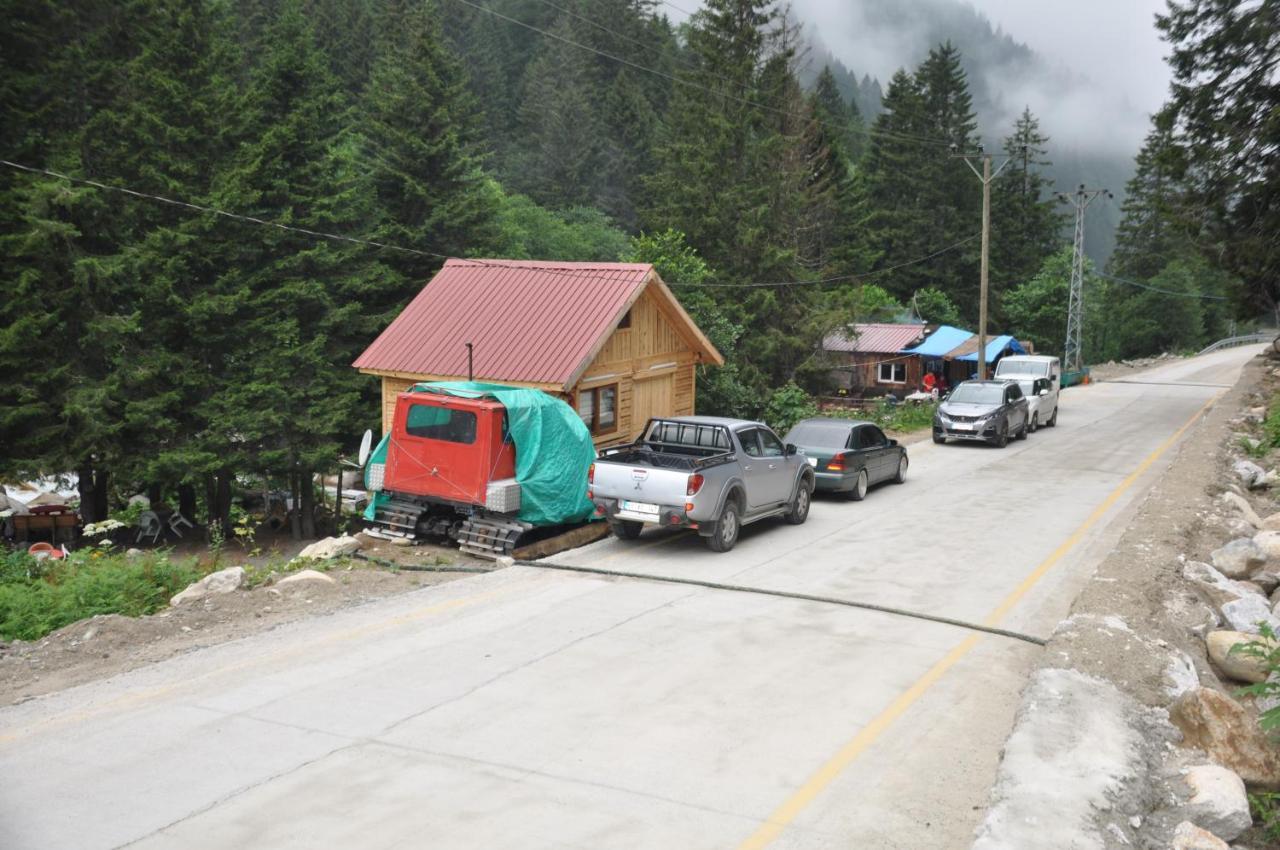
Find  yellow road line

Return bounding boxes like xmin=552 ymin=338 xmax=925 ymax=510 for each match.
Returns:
xmin=735 ymin=394 xmax=1219 ymax=850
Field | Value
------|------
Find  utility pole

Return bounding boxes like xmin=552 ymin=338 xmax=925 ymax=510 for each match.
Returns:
xmin=954 ymin=146 xmax=1016 ymax=380
xmin=1056 ymin=186 xmax=1112 ymax=373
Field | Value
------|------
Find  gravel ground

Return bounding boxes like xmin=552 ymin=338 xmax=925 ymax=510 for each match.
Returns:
xmin=0 ymin=537 xmax=492 ymax=704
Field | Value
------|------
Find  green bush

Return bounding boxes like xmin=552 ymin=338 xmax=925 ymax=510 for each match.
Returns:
xmin=0 ymin=550 xmax=204 ymax=641
xmin=871 ymin=399 xmax=937 ymax=433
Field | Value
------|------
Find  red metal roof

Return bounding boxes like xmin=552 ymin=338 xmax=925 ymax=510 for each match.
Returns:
xmin=823 ymin=323 xmax=927 ymax=354
xmin=353 ymin=259 xmax=661 ymax=388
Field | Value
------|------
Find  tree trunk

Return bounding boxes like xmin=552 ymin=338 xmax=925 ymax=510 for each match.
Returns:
xmin=77 ymin=462 xmax=99 ymax=522
xmin=300 ymin=467 xmax=316 ymax=539
xmin=213 ymin=469 xmax=232 ymax=538
xmin=94 ymin=469 xmax=110 ymax=521
xmin=203 ymin=473 xmax=216 ymax=538
xmin=289 ymin=469 xmax=302 ymax=540
xmin=178 ymin=483 xmax=197 ymax=522
xmin=147 ymin=483 xmax=162 ymax=509
xmin=334 ymin=466 xmax=343 ymax=532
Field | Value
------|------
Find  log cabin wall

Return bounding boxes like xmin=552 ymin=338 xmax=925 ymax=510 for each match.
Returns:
xmin=571 ymin=285 xmax=698 ymax=446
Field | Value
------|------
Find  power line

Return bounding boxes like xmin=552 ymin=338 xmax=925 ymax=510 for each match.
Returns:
xmin=0 ymin=159 xmax=445 ymax=260
xmin=447 ymin=0 xmax=957 ymax=151
xmin=0 ymin=158 xmax=977 ymax=291
xmin=1096 ymin=270 xmax=1228 ymax=300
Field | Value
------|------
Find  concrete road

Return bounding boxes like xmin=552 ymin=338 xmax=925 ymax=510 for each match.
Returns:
xmin=0 ymin=346 xmax=1263 ymax=850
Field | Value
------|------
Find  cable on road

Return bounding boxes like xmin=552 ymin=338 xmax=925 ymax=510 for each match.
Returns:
xmin=515 ymin=559 xmax=1048 ymax=647
xmin=1098 ymin=379 xmax=1232 ymax=389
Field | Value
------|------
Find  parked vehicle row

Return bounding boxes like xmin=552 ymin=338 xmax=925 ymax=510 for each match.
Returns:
xmin=588 ymin=414 xmax=909 ymax=552
xmin=934 ymin=355 xmax=1061 ymax=448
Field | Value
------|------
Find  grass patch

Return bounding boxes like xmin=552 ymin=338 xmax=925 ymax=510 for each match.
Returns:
xmin=869 ymin=399 xmax=938 ymax=433
xmin=0 ymin=548 xmax=205 ymax=642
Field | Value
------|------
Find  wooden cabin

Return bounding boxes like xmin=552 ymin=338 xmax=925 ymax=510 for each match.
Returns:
xmin=823 ymin=323 xmax=930 ymax=396
xmin=352 ymin=259 xmax=724 ymax=446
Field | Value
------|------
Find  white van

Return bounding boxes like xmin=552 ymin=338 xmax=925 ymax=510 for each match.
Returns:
xmin=994 ymin=355 xmax=1061 ymax=431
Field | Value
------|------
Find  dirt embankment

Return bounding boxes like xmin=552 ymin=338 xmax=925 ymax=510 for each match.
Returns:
xmin=0 ymin=538 xmax=489 ymax=704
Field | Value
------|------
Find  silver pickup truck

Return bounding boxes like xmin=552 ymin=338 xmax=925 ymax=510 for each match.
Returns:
xmin=588 ymin=416 xmax=816 ymax=552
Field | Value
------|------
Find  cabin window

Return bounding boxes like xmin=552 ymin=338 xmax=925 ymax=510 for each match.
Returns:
xmin=577 ymin=384 xmax=618 ymax=435
xmin=618 ymin=308 xmax=632 ymax=329
xmin=405 ymin=404 xmax=477 ymax=444
xmin=878 ymin=362 xmax=906 ymax=384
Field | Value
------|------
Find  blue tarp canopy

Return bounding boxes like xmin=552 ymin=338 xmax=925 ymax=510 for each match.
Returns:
xmin=900 ymin=325 xmax=973 ymax=357
xmin=955 ymin=335 xmax=1027 ymax=362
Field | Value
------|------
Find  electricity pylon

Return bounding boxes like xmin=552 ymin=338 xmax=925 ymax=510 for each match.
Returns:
xmin=1058 ymin=186 xmax=1111 ymax=373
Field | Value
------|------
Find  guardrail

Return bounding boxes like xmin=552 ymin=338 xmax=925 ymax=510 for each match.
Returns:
xmin=1196 ymin=333 xmax=1277 ymax=356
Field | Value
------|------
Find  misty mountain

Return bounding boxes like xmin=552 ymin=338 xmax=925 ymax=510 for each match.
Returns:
xmin=793 ymin=0 xmax=1133 ymax=266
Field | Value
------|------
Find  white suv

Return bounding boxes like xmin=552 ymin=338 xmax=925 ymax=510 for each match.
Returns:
xmin=994 ymin=356 xmax=1060 ymax=430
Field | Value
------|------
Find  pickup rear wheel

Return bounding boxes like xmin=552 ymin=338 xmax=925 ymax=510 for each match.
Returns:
xmin=706 ymin=500 xmax=741 ymax=552
xmin=785 ymin=480 xmax=812 ymax=525
xmin=610 ymin=519 xmax=643 ymax=541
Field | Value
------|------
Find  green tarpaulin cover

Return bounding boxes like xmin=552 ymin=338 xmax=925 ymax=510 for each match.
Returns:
xmin=364 ymin=381 xmax=597 ymax=527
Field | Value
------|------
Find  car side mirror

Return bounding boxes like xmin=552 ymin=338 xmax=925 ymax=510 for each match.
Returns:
xmin=888 ymin=439 xmax=898 ymax=446
xmin=1038 ymin=389 xmax=1049 ymax=396
xmin=785 ymin=443 xmax=798 ymax=456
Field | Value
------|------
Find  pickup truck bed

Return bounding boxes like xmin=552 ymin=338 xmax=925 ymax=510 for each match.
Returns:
xmin=589 ymin=417 xmax=815 ymax=552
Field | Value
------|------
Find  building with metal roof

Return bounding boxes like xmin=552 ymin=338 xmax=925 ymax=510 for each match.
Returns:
xmin=354 ymin=259 xmax=724 ymax=444
xmin=822 ymin=322 xmax=930 ymax=395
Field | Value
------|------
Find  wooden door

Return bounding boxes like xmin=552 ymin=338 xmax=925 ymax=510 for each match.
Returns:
xmin=632 ymin=373 xmax=675 ymax=438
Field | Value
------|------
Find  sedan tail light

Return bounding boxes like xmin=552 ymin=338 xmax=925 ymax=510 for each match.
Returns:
xmin=588 ymin=463 xmax=595 ymax=484
xmin=686 ymin=473 xmax=705 ymax=496
xmin=826 ymin=453 xmax=848 ymax=472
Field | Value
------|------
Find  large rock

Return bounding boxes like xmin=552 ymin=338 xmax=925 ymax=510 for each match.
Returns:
xmin=1210 ymin=538 xmax=1267 ymax=579
xmin=1182 ymin=764 xmax=1252 ymax=841
xmin=1256 ymin=530 xmax=1280 ymax=560
xmin=1184 ymin=561 xmax=1250 ymax=610
xmin=170 ymin=566 xmax=245 ymax=606
xmin=1254 ymin=571 xmax=1280 ymax=595
xmin=1206 ymin=630 xmax=1275 ymax=684
xmin=1222 ymin=491 xmax=1264 ymax=528
xmin=1170 ymin=821 xmax=1229 ymax=850
xmin=275 ymin=569 xmax=337 ymax=588
xmin=297 ymin=535 xmax=361 ymax=561
xmin=1261 ymin=511 xmax=1280 ymax=531
xmin=1170 ymin=687 xmax=1280 ymax=788
xmin=1220 ymin=593 xmax=1279 ymax=633
xmin=1235 ymin=459 xmax=1269 ymax=489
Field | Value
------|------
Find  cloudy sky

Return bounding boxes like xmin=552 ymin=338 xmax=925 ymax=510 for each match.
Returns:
xmin=951 ymin=0 xmax=1172 ymax=123
xmin=665 ymin=0 xmax=1173 ymax=156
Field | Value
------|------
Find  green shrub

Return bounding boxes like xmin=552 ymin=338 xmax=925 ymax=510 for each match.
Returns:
xmin=0 ymin=550 xmax=203 ymax=641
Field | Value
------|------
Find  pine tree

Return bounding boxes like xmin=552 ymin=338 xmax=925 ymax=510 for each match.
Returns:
xmin=1157 ymin=0 xmax=1280 ymax=317
xmin=511 ymin=16 xmax=608 ymax=210
xmin=1110 ymin=112 xmax=1193 ymax=280
xmin=202 ymin=0 xmax=386 ymax=537
xmin=362 ymin=0 xmax=496 ymax=283
xmin=990 ymin=108 xmax=1065 ymax=306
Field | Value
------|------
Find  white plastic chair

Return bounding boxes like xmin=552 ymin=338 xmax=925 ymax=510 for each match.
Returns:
xmin=136 ymin=511 xmax=162 ymax=544
xmin=168 ymin=511 xmax=193 ymax=537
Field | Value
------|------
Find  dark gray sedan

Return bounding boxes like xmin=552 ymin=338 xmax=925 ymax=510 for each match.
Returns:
xmin=933 ymin=380 xmax=1030 ymax=448
xmin=782 ymin=418 xmax=908 ymax=501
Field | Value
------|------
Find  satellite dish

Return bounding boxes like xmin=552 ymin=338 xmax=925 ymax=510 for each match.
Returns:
xmin=357 ymin=429 xmax=373 ymax=466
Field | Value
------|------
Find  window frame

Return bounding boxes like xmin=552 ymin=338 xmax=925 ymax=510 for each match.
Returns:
xmin=877 ymin=361 xmax=906 ymax=384
xmin=403 ymin=403 xmax=478 ymax=445
xmin=577 ymin=383 xmax=620 ymax=436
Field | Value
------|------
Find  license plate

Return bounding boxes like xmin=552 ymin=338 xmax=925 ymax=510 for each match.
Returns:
xmin=952 ymin=423 xmax=974 ymax=431
xmin=621 ymin=500 xmax=659 ymax=515
xmin=807 ymin=457 xmax=818 ymax=467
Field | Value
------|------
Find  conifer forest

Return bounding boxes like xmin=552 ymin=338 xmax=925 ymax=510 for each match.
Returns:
xmin=2 ymin=0 xmax=1276 ymax=531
